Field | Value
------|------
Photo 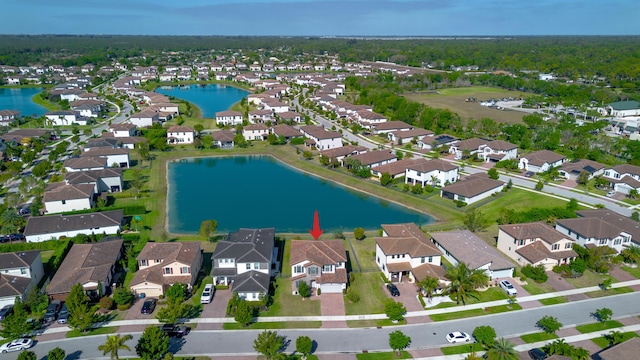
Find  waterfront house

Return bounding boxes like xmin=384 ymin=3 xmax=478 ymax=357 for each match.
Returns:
xmin=167 ymin=125 xmax=195 ymax=145
xmin=23 ymin=210 xmax=123 ymax=243
xmin=440 ymin=173 xmax=504 ymax=204
xmin=290 ymin=239 xmax=348 ymax=294
xmin=405 ymin=159 xmax=459 ymax=187
xmin=215 ymin=110 xmax=243 ymax=126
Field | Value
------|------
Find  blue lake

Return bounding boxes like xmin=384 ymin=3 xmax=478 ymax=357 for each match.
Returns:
xmin=156 ymin=84 xmax=249 ymax=118
xmin=167 ymin=156 xmax=433 ymax=233
xmin=0 ymin=87 xmax=48 ymax=116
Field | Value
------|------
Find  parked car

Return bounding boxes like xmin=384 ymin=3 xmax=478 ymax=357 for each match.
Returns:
xmin=140 ymin=298 xmax=157 ymax=315
xmin=386 ymin=283 xmax=400 ymax=297
xmin=499 ymin=280 xmax=517 ymax=296
xmin=18 ymin=207 xmax=31 ymax=216
xmin=528 ymin=348 xmax=547 ymax=360
xmin=0 ymin=338 xmax=33 ymax=353
xmin=525 ymin=171 xmax=535 ymax=178
xmin=0 ymin=305 xmax=13 ymax=320
xmin=446 ymin=331 xmax=471 ymax=343
xmin=57 ymin=303 xmax=69 ymax=324
xmin=44 ymin=300 xmax=61 ymax=323
xmin=607 ymin=190 xmax=616 ymax=197
xmin=0 ymin=235 xmax=10 ymax=243
xmin=160 ymin=324 xmax=190 ymax=338
xmin=9 ymin=233 xmax=25 ymax=242
xmin=200 ymin=284 xmax=214 ymax=304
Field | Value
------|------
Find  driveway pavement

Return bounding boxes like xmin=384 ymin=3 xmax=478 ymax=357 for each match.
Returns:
xmin=118 ymin=296 xmax=161 ymax=332
xmin=320 ymin=293 xmax=347 ymax=328
xmin=544 ymin=272 xmax=588 ymax=301
xmin=198 ymin=288 xmax=232 ymax=330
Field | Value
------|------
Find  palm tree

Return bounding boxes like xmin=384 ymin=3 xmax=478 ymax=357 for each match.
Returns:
xmin=445 ymin=262 xmax=489 ymax=305
xmin=98 ymin=334 xmax=133 ymax=360
xmin=418 ymin=276 xmax=440 ymax=302
xmin=620 ymin=245 xmax=640 ymax=265
xmin=485 ymin=338 xmax=518 ymax=360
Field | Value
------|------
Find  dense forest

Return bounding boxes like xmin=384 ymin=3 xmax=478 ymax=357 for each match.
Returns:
xmin=0 ymin=35 xmax=639 ymax=87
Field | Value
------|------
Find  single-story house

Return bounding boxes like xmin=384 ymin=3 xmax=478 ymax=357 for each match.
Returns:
xmin=210 ymin=130 xmax=235 ymax=149
xmin=343 ymin=150 xmax=397 ymax=169
xmin=440 ymin=173 xmax=505 ymax=204
xmin=24 ymin=210 xmax=123 ymax=243
xmin=559 ymin=159 xmax=606 ymax=181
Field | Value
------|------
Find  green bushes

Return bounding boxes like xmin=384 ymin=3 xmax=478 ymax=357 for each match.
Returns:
xmin=522 ymin=264 xmax=548 ymax=283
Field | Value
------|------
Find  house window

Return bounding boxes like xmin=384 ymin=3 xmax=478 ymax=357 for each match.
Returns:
xmin=377 ymin=256 xmax=380 ymax=264
xmin=163 ymin=267 xmax=173 ymax=275
xmin=599 ymin=239 xmax=608 ymax=245
xmin=181 ymin=267 xmax=189 ymax=274
xmin=20 ymin=268 xmax=27 ymax=275
xmin=614 ymin=238 xmax=621 ymax=245
xmin=519 ymin=240 xmax=525 ymax=246
xmin=294 ymin=265 xmax=303 ymax=273
xmin=140 ymin=259 xmax=147 ymax=266
xmin=62 ymin=200 xmax=66 ymax=205
xmin=428 ymin=256 xmax=433 ymax=263
xmin=421 ymin=257 xmax=426 ymax=264
xmin=552 ymin=244 xmax=559 ymax=250
xmin=323 ymin=265 xmax=332 ymax=272
xmin=246 ymin=263 xmax=251 ymax=270
xmin=308 ymin=267 xmax=318 ymax=275
xmin=565 ymin=243 xmax=572 ymax=249
xmin=254 ymin=263 xmax=260 ymax=270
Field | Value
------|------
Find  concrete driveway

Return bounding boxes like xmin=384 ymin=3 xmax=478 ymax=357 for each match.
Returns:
xmin=198 ymin=288 xmax=232 ymax=330
xmin=385 ymin=282 xmax=423 ymax=312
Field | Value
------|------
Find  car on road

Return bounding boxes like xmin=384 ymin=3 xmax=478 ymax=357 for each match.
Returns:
xmin=44 ymin=300 xmax=61 ymax=323
xmin=386 ymin=283 xmax=400 ymax=297
xmin=528 ymin=348 xmax=547 ymax=360
xmin=200 ymin=283 xmax=214 ymax=304
xmin=0 ymin=338 xmax=33 ymax=353
xmin=0 ymin=305 xmax=13 ymax=320
xmin=607 ymin=190 xmax=616 ymax=197
xmin=160 ymin=324 xmax=190 ymax=338
xmin=446 ymin=331 xmax=471 ymax=343
xmin=499 ymin=280 xmax=517 ymax=296
xmin=57 ymin=303 xmax=69 ymax=324
xmin=141 ymin=298 xmax=157 ymax=315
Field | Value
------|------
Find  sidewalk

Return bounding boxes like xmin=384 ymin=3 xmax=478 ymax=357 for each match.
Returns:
xmin=38 ymin=279 xmax=640 ymax=336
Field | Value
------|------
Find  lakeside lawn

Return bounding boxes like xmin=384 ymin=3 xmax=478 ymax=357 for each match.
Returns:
xmin=344 ymin=272 xmax=387 ymax=315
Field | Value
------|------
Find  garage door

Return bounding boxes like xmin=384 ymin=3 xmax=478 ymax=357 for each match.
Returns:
xmin=131 ymin=286 xmax=163 ymax=298
xmin=320 ymin=283 xmax=343 ymax=293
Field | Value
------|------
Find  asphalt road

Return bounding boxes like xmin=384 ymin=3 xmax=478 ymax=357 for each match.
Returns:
xmin=9 ymin=292 xmax=640 ymax=359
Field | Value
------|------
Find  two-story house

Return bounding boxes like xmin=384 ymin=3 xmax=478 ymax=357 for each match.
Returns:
xmin=43 ymin=182 xmax=95 ymax=214
xmin=129 ymin=242 xmax=202 ymax=298
xmin=554 ymin=209 xmax=640 ymax=252
xmin=497 ymin=222 xmax=577 ymax=270
xmin=167 ymin=125 xmax=195 ymax=145
xmin=211 ymin=228 xmax=277 ymax=300
xmin=243 ymin=124 xmax=270 ymax=141
xmin=299 ymin=126 xmax=343 ymax=151
xmin=405 ymin=159 xmax=459 ymax=188
xmin=24 ymin=210 xmax=123 ymax=243
xmin=603 ymin=164 xmax=640 ymax=195
xmin=375 ymin=223 xmax=445 ymax=284
xmin=0 ymin=251 xmax=45 ymax=308
xmin=481 ymin=140 xmax=519 ymax=162
xmin=290 ymin=239 xmax=347 ymax=295
xmin=47 ymin=239 xmax=122 ymax=301
xmin=215 ymin=110 xmax=244 ymax=126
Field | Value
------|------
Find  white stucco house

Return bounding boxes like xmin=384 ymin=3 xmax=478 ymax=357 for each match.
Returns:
xmin=45 ymin=110 xmax=79 ymax=126
xmin=167 ymin=125 xmax=195 ymax=145
xmin=290 ymin=240 xmax=348 ymax=294
xmin=243 ymin=124 xmax=270 ymax=141
xmin=215 ymin=110 xmax=244 ymax=126
xmin=405 ymin=159 xmax=459 ymax=187
xmin=43 ymin=183 xmax=95 ymax=214
xmin=24 ymin=210 xmax=123 ymax=243
xmin=440 ymin=174 xmax=505 ymax=205
xmin=518 ymin=150 xmax=567 ymax=173
xmin=0 ymin=251 xmax=45 ymax=308
xmin=299 ymin=125 xmax=343 ymax=150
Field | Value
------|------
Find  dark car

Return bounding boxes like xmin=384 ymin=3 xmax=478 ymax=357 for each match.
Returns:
xmin=0 ymin=235 xmax=10 ymax=243
xmin=160 ymin=324 xmax=190 ymax=338
xmin=525 ymin=171 xmax=535 ymax=178
xmin=9 ymin=233 xmax=25 ymax=242
xmin=0 ymin=305 xmax=13 ymax=320
xmin=386 ymin=283 xmax=400 ymax=297
xmin=140 ymin=298 xmax=157 ymax=315
xmin=18 ymin=207 xmax=31 ymax=216
xmin=528 ymin=348 xmax=547 ymax=360
xmin=44 ymin=300 xmax=61 ymax=323
xmin=57 ymin=303 xmax=69 ymax=324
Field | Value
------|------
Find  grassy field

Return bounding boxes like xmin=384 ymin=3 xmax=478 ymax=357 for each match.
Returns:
xmin=66 ymin=326 xmax=118 ymax=338
xmin=404 ymin=86 xmax=532 ymax=124
xmin=565 ymin=270 xmax=608 ymax=288
xmin=344 ymin=272 xmax=387 ymax=315
xmin=346 ymin=319 xmax=406 ymax=328
xmin=622 ymin=265 xmax=640 ymax=279
xmin=522 ymin=281 xmax=558 ymax=296
xmin=586 ymin=286 xmax=634 ymax=298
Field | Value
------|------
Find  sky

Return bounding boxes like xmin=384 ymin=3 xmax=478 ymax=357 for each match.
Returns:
xmin=2 ymin=0 xmax=639 ymax=36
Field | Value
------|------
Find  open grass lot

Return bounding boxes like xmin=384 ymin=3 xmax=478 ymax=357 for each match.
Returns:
xmin=441 ymin=343 xmax=484 ymax=355
xmin=586 ymin=287 xmax=634 ymax=298
xmin=575 ymin=320 xmax=624 ymax=334
xmin=430 ymin=304 xmax=521 ymax=321
xmin=520 ymin=332 xmax=559 ymax=343
xmin=347 ymin=235 xmax=380 ymax=272
xmin=344 ymin=272 xmax=387 ymax=315
xmin=356 ymin=351 xmax=413 ymax=360
xmin=404 ymin=86 xmax=531 ymax=124
xmin=538 ymin=296 xmax=567 ymax=306
xmin=222 ymin=321 xmax=321 ymax=330
xmin=564 ymin=270 xmax=609 ymax=288
xmin=591 ymin=331 xmax=640 ymax=349
xmin=261 ymin=278 xmax=321 ymax=317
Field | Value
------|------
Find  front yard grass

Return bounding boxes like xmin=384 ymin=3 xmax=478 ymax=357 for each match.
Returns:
xmin=344 ymin=272 xmax=387 ymax=315
xmin=538 ymin=296 xmax=567 ymax=306
xmin=356 ymin=351 xmax=413 ymax=359
xmin=520 ymin=332 xmax=559 ymax=343
xmin=430 ymin=304 xmax=521 ymax=321
xmin=522 ymin=281 xmax=557 ymax=295
xmin=591 ymin=331 xmax=640 ymax=349
xmin=575 ymin=320 xmax=624 ymax=333
xmin=440 ymin=343 xmax=484 ymax=355
xmin=622 ymin=265 xmax=640 ymax=279
xmin=223 ymin=321 xmax=321 ymax=330
xmin=564 ymin=270 xmax=609 ymax=288
xmin=585 ymin=286 xmax=634 ymax=298
xmin=261 ymin=278 xmax=321 ymax=317
xmin=66 ymin=326 xmax=118 ymax=338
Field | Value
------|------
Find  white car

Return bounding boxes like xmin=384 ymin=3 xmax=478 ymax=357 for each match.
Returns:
xmin=607 ymin=190 xmax=616 ymax=197
xmin=200 ymin=284 xmax=214 ymax=304
xmin=500 ymin=280 xmax=517 ymax=296
xmin=0 ymin=338 xmax=33 ymax=353
xmin=446 ymin=331 xmax=471 ymax=343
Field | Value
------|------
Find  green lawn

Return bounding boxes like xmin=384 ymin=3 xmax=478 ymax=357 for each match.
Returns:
xmin=575 ymin=320 xmax=623 ymax=334
xmin=564 ymin=270 xmax=609 ymax=288
xmin=66 ymin=326 xmax=118 ymax=338
xmin=261 ymin=278 xmax=321 ymax=317
xmin=440 ymin=343 xmax=484 ymax=355
xmin=591 ymin=331 xmax=640 ymax=349
xmin=344 ymin=272 xmax=387 ymax=315
xmin=586 ymin=286 xmax=634 ymax=298
xmin=538 ymin=297 xmax=567 ymax=306
xmin=347 ymin=236 xmax=379 ymax=272
xmin=223 ymin=321 xmax=321 ymax=330
xmin=622 ymin=265 xmax=640 ymax=279
xmin=478 ymin=188 xmax=571 ymax=224
xmin=430 ymin=304 xmax=521 ymax=321
xmin=346 ymin=319 xmax=406 ymax=328
xmin=356 ymin=351 xmax=413 ymax=359
xmin=522 ymin=281 xmax=557 ymax=295
xmin=520 ymin=332 xmax=558 ymax=343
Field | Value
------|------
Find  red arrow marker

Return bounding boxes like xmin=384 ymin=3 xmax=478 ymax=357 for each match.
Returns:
xmin=308 ymin=210 xmax=324 ymax=240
